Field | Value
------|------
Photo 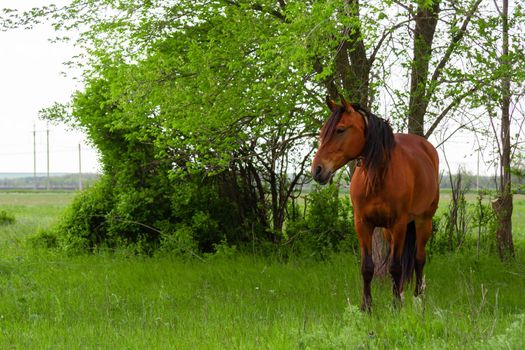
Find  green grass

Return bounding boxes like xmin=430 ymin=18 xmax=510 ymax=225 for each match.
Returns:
xmin=437 ymin=191 xmax=525 ymax=241
xmin=0 ymin=191 xmax=74 ymax=245
xmin=0 ymin=191 xmax=524 ymax=349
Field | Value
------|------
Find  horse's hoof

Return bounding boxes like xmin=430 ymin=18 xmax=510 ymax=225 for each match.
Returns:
xmin=360 ymin=302 xmax=372 ymax=313
xmin=391 ymin=295 xmax=404 ymax=310
xmin=413 ymin=294 xmax=424 ymax=311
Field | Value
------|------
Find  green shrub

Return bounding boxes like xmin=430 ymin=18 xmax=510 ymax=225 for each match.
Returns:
xmin=46 ymin=166 xmax=267 ymax=255
xmin=157 ymin=224 xmax=199 ymax=257
xmin=28 ymin=229 xmax=59 ymax=249
xmin=0 ymin=210 xmax=15 ymax=225
xmin=285 ymin=183 xmax=358 ymax=258
xmin=428 ymin=192 xmax=498 ymax=257
xmin=55 ymin=176 xmax=116 ymax=253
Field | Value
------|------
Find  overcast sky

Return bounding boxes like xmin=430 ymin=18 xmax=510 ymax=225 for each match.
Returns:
xmin=0 ymin=0 xmax=99 ymax=174
xmin=0 ymin=1 xmax=496 ymax=176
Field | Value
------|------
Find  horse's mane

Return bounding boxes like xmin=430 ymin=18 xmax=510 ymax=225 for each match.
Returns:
xmin=353 ymin=104 xmax=396 ymax=191
xmin=320 ymin=106 xmax=345 ymax=143
xmin=321 ymin=103 xmax=396 ymax=190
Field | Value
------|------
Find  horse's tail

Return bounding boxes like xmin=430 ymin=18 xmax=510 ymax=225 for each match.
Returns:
xmin=402 ymin=221 xmax=416 ymax=284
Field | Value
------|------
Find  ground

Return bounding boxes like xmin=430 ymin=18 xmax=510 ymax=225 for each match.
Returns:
xmin=0 ymin=191 xmax=523 ymax=349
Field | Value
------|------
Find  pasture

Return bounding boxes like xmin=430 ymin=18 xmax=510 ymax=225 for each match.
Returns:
xmin=0 ymin=191 xmax=524 ymax=349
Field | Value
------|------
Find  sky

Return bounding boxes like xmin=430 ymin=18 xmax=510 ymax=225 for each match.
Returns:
xmin=0 ymin=1 xmax=498 ymax=177
xmin=0 ymin=0 xmax=99 ymax=174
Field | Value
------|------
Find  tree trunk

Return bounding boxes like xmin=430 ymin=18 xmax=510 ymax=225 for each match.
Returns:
xmin=492 ymin=195 xmax=514 ymax=260
xmin=494 ymin=0 xmax=514 ymax=261
xmin=328 ymin=0 xmax=372 ymax=107
xmin=408 ymin=1 xmax=440 ymax=136
xmin=372 ymin=228 xmax=390 ymax=276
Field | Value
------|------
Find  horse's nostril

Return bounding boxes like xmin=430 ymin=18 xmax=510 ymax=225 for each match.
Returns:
xmin=315 ymin=165 xmax=323 ymax=177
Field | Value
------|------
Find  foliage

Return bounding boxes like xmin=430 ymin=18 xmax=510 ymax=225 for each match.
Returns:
xmin=429 ymin=191 xmax=498 ymax=256
xmin=28 ymin=229 xmax=58 ymax=249
xmin=0 ymin=210 xmax=15 ymax=225
xmin=285 ymin=183 xmax=358 ymax=258
xmin=49 ymin=168 xmax=267 ymax=254
xmin=35 ymin=1 xmax=325 ymax=249
xmin=53 ymin=177 xmax=116 ymax=253
xmin=4 ymin=0 xmax=525 ymax=255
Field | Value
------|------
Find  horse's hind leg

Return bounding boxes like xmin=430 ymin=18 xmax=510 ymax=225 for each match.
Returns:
xmin=414 ymin=218 xmax=432 ymax=296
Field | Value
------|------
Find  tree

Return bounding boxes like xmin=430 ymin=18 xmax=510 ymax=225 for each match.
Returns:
xmin=492 ymin=0 xmax=515 ymax=260
xmin=464 ymin=0 xmax=525 ymax=260
xmin=4 ymin=1 xmax=521 ymax=256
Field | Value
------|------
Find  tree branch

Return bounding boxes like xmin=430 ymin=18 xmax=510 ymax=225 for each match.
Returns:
xmin=435 ymin=123 xmax=469 ymax=148
xmin=426 ymin=0 xmax=482 ymax=100
xmin=424 ymin=85 xmax=479 ymax=138
xmin=392 ymin=1 xmax=414 ymax=15
xmin=369 ymin=20 xmax=410 ymax=66
xmin=222 ymin=0 xmax=288 ymax=22
xmin=313 ymin=57 xmax=339 ymax=98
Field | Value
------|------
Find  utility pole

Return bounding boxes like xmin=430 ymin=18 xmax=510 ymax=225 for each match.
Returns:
xmin=78 ymin=143 xmax=82 ymax=191
xmin=33 ymin=123 xmax=37 ymax=190
xmin=46 ymin=124 xmax=50 ymax=191
xmin=476 ymin=148 xmax=480 ymax=192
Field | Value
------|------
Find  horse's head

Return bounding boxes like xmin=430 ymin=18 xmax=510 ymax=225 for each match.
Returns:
xmin=311 ymin=96 xmax=368 ymax=185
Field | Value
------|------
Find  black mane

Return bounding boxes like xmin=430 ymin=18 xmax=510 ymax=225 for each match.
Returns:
xmin=351 ymin=104 xmax=396 ymax=176
xmin=320 ymin=106 xmax=344 ymax=143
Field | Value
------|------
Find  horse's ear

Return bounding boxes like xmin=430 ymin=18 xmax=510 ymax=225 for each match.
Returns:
xmin=325 ymin=96 xmax=337 ymax=110
xmin=339 ymin=94 xmax=355 ymax=112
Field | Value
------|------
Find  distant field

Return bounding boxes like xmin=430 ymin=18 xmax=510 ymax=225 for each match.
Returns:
xmin=0 ymin=191 xmax=74 ymax=244
xmin=0 ymin=191 xmax=523 ymax=348
xmin=0 ymin=173 xmax=71 ymax=179
xmin=0 ymin=173 xmax=99 ymax=191
xmin=437 ymin=190 xmax=525 ymax=241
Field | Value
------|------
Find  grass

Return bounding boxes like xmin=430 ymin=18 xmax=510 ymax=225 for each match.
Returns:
xmin=0 ymin=191 xmax=74 ymax=244
xmin=0 ymin=191 xmax=524 ymax=349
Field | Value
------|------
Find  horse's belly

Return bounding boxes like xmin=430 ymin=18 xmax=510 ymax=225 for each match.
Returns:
xmin=411 ymin=175 xmax=439 ymax=217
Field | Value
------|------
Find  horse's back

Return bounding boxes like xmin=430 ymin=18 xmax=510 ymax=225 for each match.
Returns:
xmin=394 ymin=133 xmax=439 ymax=217
xmin=394 ymin=133 xmax=438 ymax=172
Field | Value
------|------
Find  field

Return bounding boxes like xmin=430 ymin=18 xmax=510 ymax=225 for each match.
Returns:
xmin=0 ymin=191 xmax=524 ymax=349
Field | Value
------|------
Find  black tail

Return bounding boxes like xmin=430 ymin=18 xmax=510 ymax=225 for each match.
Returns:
xmin=401 ymin=221 xmax=416 ymax=284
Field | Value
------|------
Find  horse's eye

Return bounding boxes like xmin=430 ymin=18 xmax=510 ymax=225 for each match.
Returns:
xmin=336 ymin=127 xmax=346 ymax=134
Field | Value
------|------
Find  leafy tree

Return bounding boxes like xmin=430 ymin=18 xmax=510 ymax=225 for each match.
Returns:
xmin=4 ymin=1 xmax=523 ymax=256
xmin=457 ymin=0 xmax=525 ymax=260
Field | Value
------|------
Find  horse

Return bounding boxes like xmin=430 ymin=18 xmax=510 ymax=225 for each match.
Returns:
xmin=311 ymin=95 xmax=439 ymax=311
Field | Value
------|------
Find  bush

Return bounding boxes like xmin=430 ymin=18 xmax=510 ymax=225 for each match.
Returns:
xmin=428 ymin=191 xmax=498 ymax=257
xmin=46 ymin=165 xmax=268 ymax=255
xmin=28 ymin=229 xmax=59 ymax=249
xmin=285 ymin=183 xmax=358 ymax=258
xmin=0 ymin=210 xmax=15 ymax=225
xmin=54 ymin=176 xmax=116 ymax=253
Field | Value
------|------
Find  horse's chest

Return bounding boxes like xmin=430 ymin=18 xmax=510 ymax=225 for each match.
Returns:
xmin=362 ymin=202 xmax=397 ymax=228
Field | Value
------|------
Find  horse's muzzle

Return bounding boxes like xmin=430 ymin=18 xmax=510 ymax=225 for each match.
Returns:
xmin=312 ymin=164 xmax=332 ymax=185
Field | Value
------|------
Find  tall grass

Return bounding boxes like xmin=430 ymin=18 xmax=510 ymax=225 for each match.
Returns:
xmin=0 ymin=249 xmax=523 ymax=348
xmin=0 ymin=191 xmax=523 ymax=349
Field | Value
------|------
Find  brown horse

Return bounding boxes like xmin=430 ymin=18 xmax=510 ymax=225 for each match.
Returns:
xmin=311 ymin=96 xmax=439 ymax=311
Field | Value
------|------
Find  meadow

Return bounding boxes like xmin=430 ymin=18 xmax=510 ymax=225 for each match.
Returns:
xmin=0 ymin=191 xmax=523 ymax=349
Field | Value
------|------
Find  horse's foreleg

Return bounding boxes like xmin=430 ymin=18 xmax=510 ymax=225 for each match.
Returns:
xmin=361 ymin=249 xmax=374 ymax=312
xmin=414 ymin=218 xmax=432 ymax=296
xmin=356 ymin=219 xmax=374 ymax=312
